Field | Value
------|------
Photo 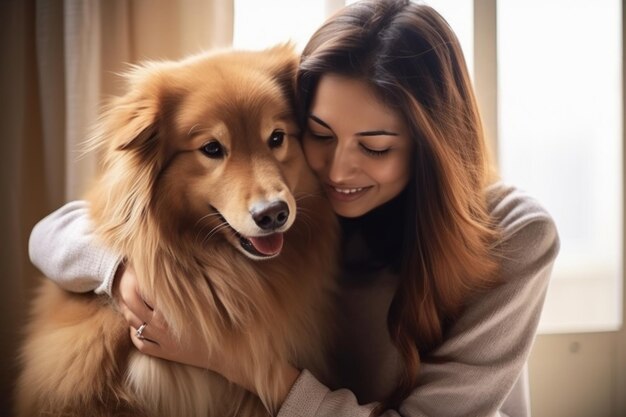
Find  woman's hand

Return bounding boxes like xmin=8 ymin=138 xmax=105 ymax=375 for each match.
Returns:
xmin=112 ymin=262 xmax=210 ymax=369
xmin=111 ymin=263 xmax=300 ymax=405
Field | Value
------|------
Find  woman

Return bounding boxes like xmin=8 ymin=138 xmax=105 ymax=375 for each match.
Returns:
xmin=29 ymin=0 xmax=559 ymax=415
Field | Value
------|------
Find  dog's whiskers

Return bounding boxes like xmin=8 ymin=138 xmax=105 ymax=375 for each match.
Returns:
xmin=294 ymin=192 xmax=321 ymax=203
xmin=296 ymin=207 xmax=316 ymax=243
xmin=194 ymin=212 xmax=223 ymax=228
xmin=193 ymin=212 xmax=226 ymax=245
xmin=294 ymin=192 xmax=330 ymax=244
xmin=193 ymin=214 xmax=226 ymax=244
xmin=201 ymin=222 xmax=231 ymax=246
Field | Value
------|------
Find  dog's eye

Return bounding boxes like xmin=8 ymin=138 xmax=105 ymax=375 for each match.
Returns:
xmin=201 ymin=141 xmax=225 ymax=159
xmin=268 ymin=130 xmax=285 ymax=149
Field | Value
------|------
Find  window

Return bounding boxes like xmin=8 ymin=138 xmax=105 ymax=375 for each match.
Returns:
xmin=421 ymin=0 xmax=474 ymax=76
xmin=233 ymin=0 xmax=326 ymax=51
xmin=498 ymin=0 xmax=623 ymax=333
xmin=235 ymin=0 xmax=474 ymax=62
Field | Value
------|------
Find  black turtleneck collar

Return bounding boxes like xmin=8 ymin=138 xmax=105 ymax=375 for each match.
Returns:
xmin=339 ymin=188 xmax=408 ymax=278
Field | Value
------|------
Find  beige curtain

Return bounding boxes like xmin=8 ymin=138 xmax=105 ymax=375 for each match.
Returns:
xmin=0 ymin=0 xmax=233 ymax=410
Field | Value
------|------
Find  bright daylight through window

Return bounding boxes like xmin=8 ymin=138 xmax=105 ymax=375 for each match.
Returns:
xmin=498 ymin=0 xmax=623 ymax=333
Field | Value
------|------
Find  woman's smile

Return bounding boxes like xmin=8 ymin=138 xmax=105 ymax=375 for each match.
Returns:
xmin=326 ymin=184 xmax=373 ymax=202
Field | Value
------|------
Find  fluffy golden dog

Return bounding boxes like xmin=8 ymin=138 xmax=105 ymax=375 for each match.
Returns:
xmin=16 ymin=45 xmax=338 ymax=417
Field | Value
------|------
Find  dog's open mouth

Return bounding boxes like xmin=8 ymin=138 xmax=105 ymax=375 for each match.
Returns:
xmin=210 ymin=206 xmax=285 ymax=258
xmin=239 ymin=233 xmax=284 ymax=258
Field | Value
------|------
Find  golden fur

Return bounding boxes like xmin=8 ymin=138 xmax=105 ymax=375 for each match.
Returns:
xmin=16 ymin=45 xmax=338 ymax=417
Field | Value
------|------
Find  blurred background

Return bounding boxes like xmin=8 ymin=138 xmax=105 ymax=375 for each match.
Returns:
xmin=1 ymin=0 xmax=623 ymax=415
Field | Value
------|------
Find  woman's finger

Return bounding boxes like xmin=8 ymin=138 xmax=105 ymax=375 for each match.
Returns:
xmin=116 ymin=264 xmax=155 ymax=322
xmin=115 ymin=264 xmax=176 ymax=359
xmin=129 ymin=326 xmax=160 ymax=351
xmin=131 ymin=322 xmax=159 ymax=345
xmin=117 ymin=298 xmax=144 ymax=330
xmin=113 ymin=263 xmax=167 ymax=335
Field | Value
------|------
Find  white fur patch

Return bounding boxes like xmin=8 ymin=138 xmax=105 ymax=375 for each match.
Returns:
xmin=126 ymin=351 xmax=218 ymax=417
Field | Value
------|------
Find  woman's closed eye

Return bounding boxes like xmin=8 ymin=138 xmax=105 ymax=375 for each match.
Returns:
xmin=308 ymin=130 xmax=334 ymax=140
xmin=360 ymin=143 xmax=390 ymax=157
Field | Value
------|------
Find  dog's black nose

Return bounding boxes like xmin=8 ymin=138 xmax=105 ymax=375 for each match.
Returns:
xmin=251 ymin=201 xmax=290 ymax=231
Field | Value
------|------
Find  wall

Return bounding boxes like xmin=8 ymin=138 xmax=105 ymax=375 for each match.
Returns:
xmin=528 ymin=332 xmax=625 ymax=417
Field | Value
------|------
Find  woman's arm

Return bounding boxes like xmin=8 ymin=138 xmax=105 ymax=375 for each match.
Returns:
xmin=28 ymin=200 xmax=123 ymax=296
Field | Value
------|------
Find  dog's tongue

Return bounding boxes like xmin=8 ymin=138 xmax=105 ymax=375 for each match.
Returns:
xmin=249 ymin=233 xmax=284 ymax=256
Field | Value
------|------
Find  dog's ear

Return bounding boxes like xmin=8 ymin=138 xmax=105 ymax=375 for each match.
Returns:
xmin=102 ymin=87 xmax=162 ymax=153
xmin=86 ymin=90 xmax=159 ymax=158
xmin=90 ymin=67 xmax=182 ymax=156
xmin=264 ymin=43 xmax=299 ymax=109
xmin=114 ymin=95 xmax=160 ymax=152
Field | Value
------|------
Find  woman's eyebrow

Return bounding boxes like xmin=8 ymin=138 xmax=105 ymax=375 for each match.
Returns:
xmin=309 ymin=114 xmax=332 ymax=129
xmin=356 ymin=130 xmax=398 ymax=137
xmin=309 ymin=114 xmax=398 ymax=136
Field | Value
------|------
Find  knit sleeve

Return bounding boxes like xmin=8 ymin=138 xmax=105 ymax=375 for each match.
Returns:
xmin=28 ymin=200 xmax=123 ymax=296
xmin=277 ymin=186 xmax=560 ymax=417
xmin=396 ymin=212 xmax=559 ymax=416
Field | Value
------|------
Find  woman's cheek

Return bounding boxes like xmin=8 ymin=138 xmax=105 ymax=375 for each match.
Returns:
xmin=372 ymin=153 xmax=411 ymax=187
xmin=302 ymin=139 xmax=326 ymax=176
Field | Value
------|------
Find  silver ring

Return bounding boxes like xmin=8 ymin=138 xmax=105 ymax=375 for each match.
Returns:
xmin=135 ymin=322 xmax=147 ymax=339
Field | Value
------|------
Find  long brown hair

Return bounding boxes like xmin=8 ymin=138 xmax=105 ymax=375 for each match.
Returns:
xmin=297 ymin=0 xmax=500 ymax=411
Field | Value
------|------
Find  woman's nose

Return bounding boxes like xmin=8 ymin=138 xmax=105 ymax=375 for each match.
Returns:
xmin=327 ymin=142 xmax=356 ymax=183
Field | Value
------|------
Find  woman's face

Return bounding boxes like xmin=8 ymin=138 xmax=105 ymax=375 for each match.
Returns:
xmin=302 ymin=74 xmax=413 ymax=218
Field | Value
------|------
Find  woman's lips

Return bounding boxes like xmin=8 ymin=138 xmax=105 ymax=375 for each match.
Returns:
xmin=326 ymin=184 xmax=372 ymax=202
